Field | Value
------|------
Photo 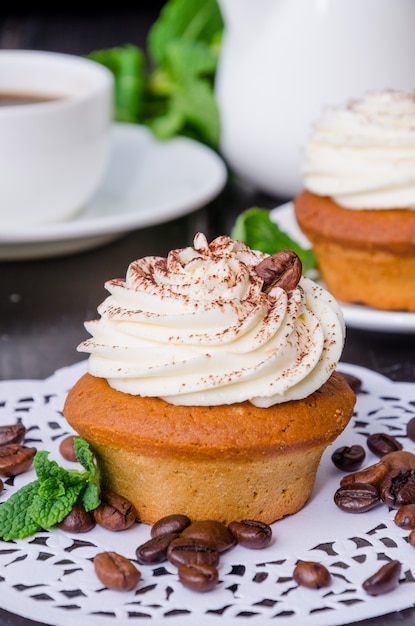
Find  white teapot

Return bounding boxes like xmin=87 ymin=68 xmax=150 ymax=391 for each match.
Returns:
xmin=215 ymin=0 xmax=415 ymax=199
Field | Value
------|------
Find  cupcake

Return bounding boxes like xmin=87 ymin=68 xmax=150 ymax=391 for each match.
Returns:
xmin=63 ymin=234 xmax=355 ymax=525
xmin=294 ymin=90 xmax=415 ymax=312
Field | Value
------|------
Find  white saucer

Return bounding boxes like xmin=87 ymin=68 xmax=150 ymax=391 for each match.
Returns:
xmin=0 ymin=123 xmax=227 ymax=260
xmin=271 ymin=202 xmax=415 ymax=334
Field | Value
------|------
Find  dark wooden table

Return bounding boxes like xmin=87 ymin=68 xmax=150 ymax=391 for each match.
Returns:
xmin=0 ymin=8 xmax=414 ymax=626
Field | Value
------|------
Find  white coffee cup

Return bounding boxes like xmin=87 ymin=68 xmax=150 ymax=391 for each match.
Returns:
xmin=0 ymin=50 xmax=113 ymax=229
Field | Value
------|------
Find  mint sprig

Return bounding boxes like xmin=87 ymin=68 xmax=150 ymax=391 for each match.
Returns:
xmin=231 ymin=207 xmax=317 ymax=275
xmin=0 ymin=438 xmax=100 ymax=541
xmin=87 ymin=0 xmax=223 ymax=149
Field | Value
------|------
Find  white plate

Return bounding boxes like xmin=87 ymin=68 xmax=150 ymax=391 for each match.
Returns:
xmin=0 ymin=123 xmax=227 ymax=260
xmin=271 ymin=202 xmax=415 ymax=334
xmin=1 ymin=361 xmax=415 ymax=626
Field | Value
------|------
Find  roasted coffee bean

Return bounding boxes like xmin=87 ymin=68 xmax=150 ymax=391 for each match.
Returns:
xmin=334 ymin=482 xmax=380 ymax=513
xmin=57 ymin=503 xmax=95 ymax=533
xmin=382 ymin=450 xmax=415 ymax=471
xmin=408 ymin=529 xmax=415 ymax=547
xmin=136 ymin=532 xmax=180 ymax=564
xmin=367 ymin=433 xmax=403 ymax=458
xmin=293 ymin=561 xmax=331 ymax=589
xmin=331 ymin=445 xmax=366 ymax=472
xmin=380 ymin=469 xmax=415 ymax=509
xmin=0 ymin=443 xmax=36 ymax=476
xmin=406 ymin=417 xmax=415 ymax=442
xmin=92 ymin=492 xmax=137 ymax=531
xmin=0 ymin=423 xmax=26 ymax=446
xmin=167 ymin=537 xmax=220 ymax=568
xmin=94 ymin=551 xmax=141 ymax=591
xmin=59 ymin=435 xmax=79 ymax=462
xmin=178 ymin=563 xmax=219 ymax=592
xmin=228 ymin=519 xmax=272 ymax=549
xmin=151 ymin=514 xmax=191 ymax=538
xmin=181 ymin=520 xmax=235 ymax=552
xmin=362 ymin=560 xmax=401 ymax=596
xmin=0 ymin=477 xmax=3 ymax=494
xmin=394 ymin=504 xmax=415 ymax=530
xmin=340 ymin=461 xmax=389 ymax=490
xmin=338 ymin=372 xmax=362 ymax=394
xmin=255 ymin=250 xmax=302 ymax=293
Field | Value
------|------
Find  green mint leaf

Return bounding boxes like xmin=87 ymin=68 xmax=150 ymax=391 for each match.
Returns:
xmin=74 ymin=438 xmax=95 ymax=475
xmin=231 ymin=207 xmax=317 ymax=274
xmin=37 ymin=477 xmax=66 ymax=500
xmin=34 ymin=450 xmax=85 ymax=488
xmin=30 ymin=483 xmax=84 ymax=529
xmin=81 ymin=481 xmax=101 ymax=513
xmin=0 ymin=481 xmax=42 ymax=540
xmin=88 ymin=45 xmax=145 ymax=123
xmin=148 ymin=0 xmax=223 ymax=66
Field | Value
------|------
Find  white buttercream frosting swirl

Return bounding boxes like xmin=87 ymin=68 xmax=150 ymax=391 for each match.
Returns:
xmin=78 ymin=234 xmax=345 ymax=407
xmin=303 ymin=90 xmax=415 ymax=209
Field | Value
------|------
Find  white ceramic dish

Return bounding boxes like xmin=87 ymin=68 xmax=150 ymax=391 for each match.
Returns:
xmin=0 ymin=122 xmax=227 ymax=260
xmin=1 ymin=361 xmax=415 ymax=626
xmin=270 ymin=202 xmax=415 ymax=334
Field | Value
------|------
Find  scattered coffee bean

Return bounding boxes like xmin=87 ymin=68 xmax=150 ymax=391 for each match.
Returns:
xmin=59 ymin=435 xmax=79 ymax=462
xmin=92 ymin=492 xmax=137 ymax=531
xmin=255 ymin=250 xmax=302 ymax=293
xmin=380 ymin=468 xmax=415 ymax=509
xmin=367 ymin=433 xmax=403 ymax=458
xmin=406 ymin=417 xmax=415 ymax=442
xmin=228 ymin=519 xmax=272 ymax=549
xmin=0 ymin=443 xmax=36 ymax=476
xmin=167 ymin=537 xmax=220 ymax=568
xmin=340 ymin=461 xmax=389 ymax=490
xmin=151 ymin=514 xmax=191 ymax=538
xmin=362 ymin=560 xmax=401 ymax=596
xmin=293 ymin=561 xmax=331 ymax=589
xmin=181 ymin=520 xmax=235 ymax=552
xmin=57 ymin=503 xmax=95 ymax=533
xmin=394 ymin=504 xmax=415 ymax=530
xmin=136 ymin=532 xmax=180 ymax=564
xmin=334 ymin=482 xmax=380 ymax=513
xmin=94 ymin=551 xmax=141 ymax=591
xmin=331 ymin=445 xmax=366 ymax=472
xmin=382 ymin=450 xmax=415 ymax=471
xmin=0 ymin=477 xmax=3 ymax=494
xmin=0 ymin=423 xmax=26 ymax=447
xmin=178 ymin=563 xmax=219 ymax=593
xmin=338 ymin=372 xmax=362 ymax=394
xmin=408 ymin=529 xmax=415 ymax=547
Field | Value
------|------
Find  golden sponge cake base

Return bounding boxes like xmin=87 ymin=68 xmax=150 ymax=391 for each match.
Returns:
xmin=63 ymin=371 xmax=355 ymax=525
xmin=294 ymin=191 xmax=415 ymax=311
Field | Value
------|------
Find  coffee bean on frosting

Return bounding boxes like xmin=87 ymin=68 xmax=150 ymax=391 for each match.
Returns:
xmin=255 ymin=250 xmax=302 ymax=293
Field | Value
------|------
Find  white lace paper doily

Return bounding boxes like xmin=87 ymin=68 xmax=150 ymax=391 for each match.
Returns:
xmin=0 ymin=360 xmax=415 ymax=626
